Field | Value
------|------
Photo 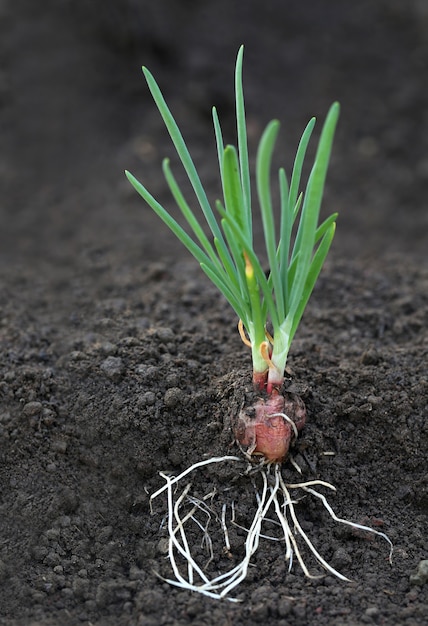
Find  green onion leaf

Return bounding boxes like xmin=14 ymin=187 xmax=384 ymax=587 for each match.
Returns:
xmin=127 ymin=49 xmax=340 ymax=384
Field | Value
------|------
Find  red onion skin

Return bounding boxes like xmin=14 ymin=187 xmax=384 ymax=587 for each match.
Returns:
xmin=234 ymin=391 xmax=306 ymax=463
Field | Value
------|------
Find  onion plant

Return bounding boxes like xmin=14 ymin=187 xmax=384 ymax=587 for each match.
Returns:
xmin=126 ymin=47 xmax=392 ymax=599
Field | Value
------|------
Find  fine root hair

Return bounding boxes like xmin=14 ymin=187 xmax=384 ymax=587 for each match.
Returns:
xmin=150 ymin=456 xmax=393 ymax=602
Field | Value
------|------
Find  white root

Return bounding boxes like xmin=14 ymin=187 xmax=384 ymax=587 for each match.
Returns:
xmin=150 ymin=456 xmax=393 ymax=602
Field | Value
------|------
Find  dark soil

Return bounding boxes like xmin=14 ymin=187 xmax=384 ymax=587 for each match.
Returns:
xmin=1 ymin=1 xmax=427 ymax=624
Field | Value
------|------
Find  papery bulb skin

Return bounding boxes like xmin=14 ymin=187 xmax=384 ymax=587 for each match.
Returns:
xmin=234 ymin=391 xmax=306 ymax=463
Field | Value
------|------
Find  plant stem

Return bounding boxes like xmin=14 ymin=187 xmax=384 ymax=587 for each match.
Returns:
xmin=267 ymin=319 xmax=292 ymax=393
xmin=244 ymin=253 xmax=269 ymax=389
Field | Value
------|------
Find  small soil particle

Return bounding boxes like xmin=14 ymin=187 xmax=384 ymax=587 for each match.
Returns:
xmin=100 ymin=356 xmax=125 ymax=380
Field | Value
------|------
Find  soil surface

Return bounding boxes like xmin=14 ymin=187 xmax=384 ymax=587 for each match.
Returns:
xmin=1 ymin=1 xmax=427 ymax=625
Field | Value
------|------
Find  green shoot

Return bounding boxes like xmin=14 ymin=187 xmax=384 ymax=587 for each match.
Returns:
xmin=126 ymin=46 xmax=339 ymax=393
